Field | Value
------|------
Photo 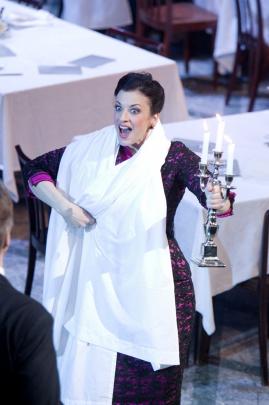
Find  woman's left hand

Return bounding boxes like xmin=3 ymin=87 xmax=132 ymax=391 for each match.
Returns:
xmin=205 ymin=181 xmax=231 ymax=214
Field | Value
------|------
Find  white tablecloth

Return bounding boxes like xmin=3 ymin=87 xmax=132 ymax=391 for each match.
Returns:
xmin=164 ymin=110 xmax=269 ymax=334
xmin=195 ymin=0 xmax=269 ymax=72
xmin=0 ymin=0 xmax=188 ymax=200
xmin=62 ymin=0 xmax=133 ymax=30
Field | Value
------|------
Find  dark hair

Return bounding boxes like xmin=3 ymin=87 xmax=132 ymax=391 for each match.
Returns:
xmin=0 ymin=182 xmax=13 ymax=249
xmin=114 ymin=72 xmax=165 ymax=115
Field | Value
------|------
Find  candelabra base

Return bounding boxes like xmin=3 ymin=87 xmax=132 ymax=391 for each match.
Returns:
xmin=192 ymin=257 xmax=226 ymax=268
xmin=192 ymin=242 xmax=226 ymax=268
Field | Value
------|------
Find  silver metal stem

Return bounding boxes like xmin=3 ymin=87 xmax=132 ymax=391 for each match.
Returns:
xmin=192 ymin=152 xmax=234 ymax=268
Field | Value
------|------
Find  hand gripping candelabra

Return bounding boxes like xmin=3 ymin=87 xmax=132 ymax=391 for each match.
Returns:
xmin=192 ymin=117 xmax=235 ymax=268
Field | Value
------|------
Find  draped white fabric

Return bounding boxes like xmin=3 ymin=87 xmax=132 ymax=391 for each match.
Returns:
xmin=43 ymin=122 xmax=179 ymax=402
xmin=58 ymin=336 xmax=117 ymax=404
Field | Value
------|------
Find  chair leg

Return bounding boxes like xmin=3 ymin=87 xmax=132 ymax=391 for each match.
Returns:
xmin=211 ymin=28 xmax=217 ymax=86
xmin=162 ymin=31 xmax=171 ymax=57
xmin=24 ymin=243 xmax=37 ymax=296
xmin=213 ymin=60 xmax=218 ymax=89
xmin=57 ymin=0 xmax=63 ymax=18
xmin=258 ymin=279 xmax=269 ymax=385
xmin=258 ymin=210 xmax=269 ymax=386
xmin=225 ymin=46 xmax=241 ymax=106
xmin=248 ymin=50 xmax=261 ymax=112
xmin=183 ymin=34 xmax=190 ymax=74
xmin=193 ymin=312 xmax=211 ymax=364
xmin=136 ymin=18 xmax=145 ymax=37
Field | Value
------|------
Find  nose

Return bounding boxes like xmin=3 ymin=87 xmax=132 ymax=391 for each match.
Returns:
xmin=119 ymin=108 xmax=129 ymax=122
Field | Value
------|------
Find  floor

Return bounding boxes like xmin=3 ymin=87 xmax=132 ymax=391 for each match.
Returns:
xmin=5 ymin=54 xmax=269 ymax=404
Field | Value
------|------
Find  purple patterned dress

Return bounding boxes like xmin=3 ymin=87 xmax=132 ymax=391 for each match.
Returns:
xmin=24 ymin=141 xmax=207 ymax=404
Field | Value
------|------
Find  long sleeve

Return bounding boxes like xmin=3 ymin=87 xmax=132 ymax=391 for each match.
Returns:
xmin=172 ymin=141 xmax=207 ymax=208
xmin=23 ymin=147 xmax=66 ymax=186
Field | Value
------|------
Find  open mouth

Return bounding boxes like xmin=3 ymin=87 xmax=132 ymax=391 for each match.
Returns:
xmin=119 ymin=125 xmax=132 ymax=139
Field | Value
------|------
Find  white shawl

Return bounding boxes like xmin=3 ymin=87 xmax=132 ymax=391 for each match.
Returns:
xmin=43 ymin=122 xmax=179 ymax=395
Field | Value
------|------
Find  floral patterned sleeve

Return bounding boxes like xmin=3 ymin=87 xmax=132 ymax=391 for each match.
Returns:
xmin=23 ymin=147 xmax=66 ymax=187
xmin=172 ymin=141 xmax=207 ymax=208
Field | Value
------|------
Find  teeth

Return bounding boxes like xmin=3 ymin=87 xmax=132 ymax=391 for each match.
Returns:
xmin=119 ymin=126 xmax=131 ymax=133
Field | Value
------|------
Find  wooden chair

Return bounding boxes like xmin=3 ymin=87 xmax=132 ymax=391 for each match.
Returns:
xmin=15 ymin=145 xmax=50 ymax=296
xmin=225 ymin=0 xmax=269 ymax=111
xmin=106 ymin=27 xmax=164 ymax=55
xmin=18 ymin=0 xmax=45 ymax=9
xmin=194 ymin=209 xmax=269 ymax=386
xmin=136 ymin=0 xmax=217 ymax=73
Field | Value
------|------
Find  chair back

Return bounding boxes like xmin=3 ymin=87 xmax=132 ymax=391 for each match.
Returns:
xmin=136 ymin=0 xmax=217 ymax=66
xmin=235 ymin=0 xmax=263 ymax=49
xmin=18 ymin=0 xmax=45 ymax=9
xmin=15 ymin=145 xmax=50 ymax=255
xmin=136 ymin=0 xmax=172 ymax=32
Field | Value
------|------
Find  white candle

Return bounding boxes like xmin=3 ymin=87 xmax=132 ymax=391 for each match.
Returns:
xmin=226 ymin=142 xmax=235 ymax=175
xmin=215 ymin=114 xmax=225 ymax=152
xmin=201 ymin=120 xmax=210 ymax=164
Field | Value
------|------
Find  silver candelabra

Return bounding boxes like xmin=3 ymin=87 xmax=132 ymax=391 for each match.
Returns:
xmin=192 ymin=151 xmax=234 ymax=268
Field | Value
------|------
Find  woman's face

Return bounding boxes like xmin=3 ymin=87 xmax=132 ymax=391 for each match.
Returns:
xmin=114 ymin=90 xmax=159 ymax=147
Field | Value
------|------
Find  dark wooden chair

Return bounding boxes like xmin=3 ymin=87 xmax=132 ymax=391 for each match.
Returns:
xmin=136 ymin=0 xmax=217 ymax=73
xmin=194 ymin=209 xmax=269 ymax=386
xmin=18 ymin=0 xmax=45 ymax=9
xmin=15 ymin=145 xmax=50 ymax=296
xmin=225 ymin=0 xmax=269 ymax=111
xmin=106 ymin=27 xmax=164 ymax=55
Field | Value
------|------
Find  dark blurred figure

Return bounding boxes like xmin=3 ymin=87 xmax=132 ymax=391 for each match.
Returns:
xmin=0 ymin=182 xmax=61 ymax=405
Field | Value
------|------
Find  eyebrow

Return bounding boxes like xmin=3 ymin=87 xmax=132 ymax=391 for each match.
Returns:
xmin=115 ymin=102 xmax=141 ymax=107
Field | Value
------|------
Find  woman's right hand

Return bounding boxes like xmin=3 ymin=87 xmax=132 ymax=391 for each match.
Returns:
xmin=30 ymin=181 xmax=96 ymax=228
xmin=61 ymin=202 xmax=96 ymax=228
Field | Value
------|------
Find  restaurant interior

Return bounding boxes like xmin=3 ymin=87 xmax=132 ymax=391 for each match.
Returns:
xmin=1 ymin=0 xmax=269 ymax=404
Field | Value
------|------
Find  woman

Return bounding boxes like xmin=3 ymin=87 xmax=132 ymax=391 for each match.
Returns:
xmin=24 ymin=72 xmax=231 ymax=404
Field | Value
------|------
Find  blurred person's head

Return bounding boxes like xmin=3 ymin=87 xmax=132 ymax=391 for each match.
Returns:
xmin=0 ymin=182 xmax=13 ymax=264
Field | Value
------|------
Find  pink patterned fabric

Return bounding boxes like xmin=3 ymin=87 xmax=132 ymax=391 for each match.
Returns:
xmin=29 ymin=172 xmax=55 ymax=187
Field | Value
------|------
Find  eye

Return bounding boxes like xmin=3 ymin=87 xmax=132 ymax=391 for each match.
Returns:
xmin=130 ymin=108 xmax=140 ymax=114
xmin=114 ymin=104 xmax=121 ymax=112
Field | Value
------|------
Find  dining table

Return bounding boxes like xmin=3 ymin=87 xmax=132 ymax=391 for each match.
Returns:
xmin=164 ymin=109 xmax=269 ymax=335
xmin=0 ymin=0 xmax=188 ymax=201
xmin=195 ymin=0 xmax=269 ymax=73
xmin=62 ymin=0 xmax=133 ymax=30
